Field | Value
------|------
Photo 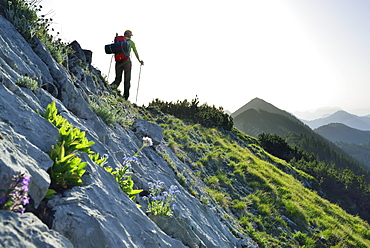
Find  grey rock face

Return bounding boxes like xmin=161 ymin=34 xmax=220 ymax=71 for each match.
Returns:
xmin=0 ymin=122 xmax=52 ymax=208
xmin=0 ymin=14 xmax=257 ymax=248
xmin=0 ymin=211 xmax=73 ymax=248
xmin=50 ymin=154 xmax=186 ymax=248
xmin=133 ymin=118 xmax=163 ymax=145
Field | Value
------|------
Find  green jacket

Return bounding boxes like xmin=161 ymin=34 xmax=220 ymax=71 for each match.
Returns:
xmin=127 ymin=39 xmax=138 ymax=56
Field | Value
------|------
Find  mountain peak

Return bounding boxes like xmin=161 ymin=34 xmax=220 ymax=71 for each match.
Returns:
xmin=232 ymin=98 xmax=278 ymax=117
xmin=231 ymin=97 xmax=296 ymax=122
xmin=331 ymin=110 xmax=357 ymax=118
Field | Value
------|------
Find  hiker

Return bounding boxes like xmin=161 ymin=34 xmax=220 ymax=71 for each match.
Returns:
xmin=111 ymin=30 xmax=144 ymax=100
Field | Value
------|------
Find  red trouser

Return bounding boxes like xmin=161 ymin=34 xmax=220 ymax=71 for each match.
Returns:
xmin=112 ymin=60 xmax=132 ymax=100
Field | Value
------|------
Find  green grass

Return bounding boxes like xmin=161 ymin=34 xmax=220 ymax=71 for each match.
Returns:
xmin=154 ymin=113 xmax=370 ymax=247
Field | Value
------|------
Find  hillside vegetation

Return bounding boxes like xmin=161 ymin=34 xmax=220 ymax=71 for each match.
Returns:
xmin=315 ymin=123 xmax=370 ymax=169
xmin=259 ymin=133 xmax=370 ymax=222
xmin=336 ymin=141 xmax=370 ymax=170
xmin=232 ymin=98 xmax=370 ymax=223
xmin=145 ymin=103 xmax=370 ymax=247
xmin=315 ymin=123 xmax=370 ymax=144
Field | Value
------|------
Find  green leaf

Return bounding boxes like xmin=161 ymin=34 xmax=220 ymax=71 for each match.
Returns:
xmin=76 ymin=169 xmax=86 ymax=178
xmin=45 ymin=189 xmax=57 ymax=199
xmin=130 ymin=189 xmax=143 ymax=195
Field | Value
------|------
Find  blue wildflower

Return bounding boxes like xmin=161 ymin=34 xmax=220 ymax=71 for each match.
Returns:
xmin=170 ymin=185 xmax=178 ymax=190
xmin=123 ymin=156 xmax=138 ymax=165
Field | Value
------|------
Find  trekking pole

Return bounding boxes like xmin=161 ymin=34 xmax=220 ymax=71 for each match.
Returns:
xmin=107 ymin=55 xmax=114 ymax=80
xmin=135 ymin=64 xmax=143 ymax=104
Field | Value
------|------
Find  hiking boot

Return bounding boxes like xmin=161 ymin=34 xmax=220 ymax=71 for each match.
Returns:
xmin=109 ymin=83 xmax=119 ymax=90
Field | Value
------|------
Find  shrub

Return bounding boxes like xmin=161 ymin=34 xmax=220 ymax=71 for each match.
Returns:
xmin=148 ymin=97 xmax=233 ymax=130
xmin=17 ymin=76 xmax=38 ymax=90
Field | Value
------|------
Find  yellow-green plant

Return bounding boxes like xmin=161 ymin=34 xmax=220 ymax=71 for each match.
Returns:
xmin=44 ymin=101 xmax=144 ymax=204
xmin=43 ymin=101 xmax=67 ymax=128
xmin=43 ymin=101 xmax=92 ymax=190
xmin=58 ymin=124 xmax=95 ymax=155
xmin=48 ymin=143 xmax=87 ymax=188
xmin=44 ymin=102 xmax=94 ymax=154
xmin=104 ymin=164 xmax=142 ymax=201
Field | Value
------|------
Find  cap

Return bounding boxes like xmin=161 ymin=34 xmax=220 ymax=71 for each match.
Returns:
xmin=124 ymin=30 xmax=133 ymax=36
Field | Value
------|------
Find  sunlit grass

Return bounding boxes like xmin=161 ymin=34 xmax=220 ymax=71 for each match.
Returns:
xmin=157 ymin=112 xmax=370 ymax=247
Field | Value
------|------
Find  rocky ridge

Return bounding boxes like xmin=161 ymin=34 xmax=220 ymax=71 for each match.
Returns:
xmin=0 ymin=15 xmax=257 ymax=247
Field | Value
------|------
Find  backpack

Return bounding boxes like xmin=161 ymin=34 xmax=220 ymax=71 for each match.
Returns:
xmin=114 ymin=36 xmax=130 ymax=63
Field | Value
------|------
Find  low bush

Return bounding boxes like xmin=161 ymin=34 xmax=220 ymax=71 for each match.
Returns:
xmin=17 ymin=76 xmax=38 ymax=90
xmin=148 ymin=97 xmax=233 ymax=130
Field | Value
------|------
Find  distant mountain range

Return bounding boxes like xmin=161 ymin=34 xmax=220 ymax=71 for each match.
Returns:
xmin=315 ymin=123 xmax=370 ymax=144
xmin=301 ymin=110 xmax=370 ymax=131
xmin=314 ymin=123 xmax=370 ymax=170
xmin=231 ymin=97 xmax=370 ymax=171
xmin=294 ymin=106 xmax=342 ymax=120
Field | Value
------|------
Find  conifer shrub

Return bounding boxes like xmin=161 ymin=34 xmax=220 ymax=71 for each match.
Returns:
xmin=148 ymin=97 xmax=233 ymax=130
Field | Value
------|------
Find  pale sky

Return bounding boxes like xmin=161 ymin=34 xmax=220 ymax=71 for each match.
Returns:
xmin=40 ymin=0 xmax=370 ymax=118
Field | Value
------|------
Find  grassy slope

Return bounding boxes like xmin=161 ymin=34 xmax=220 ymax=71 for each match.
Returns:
xmin=147 ymin=111 xmax=370 ymax=248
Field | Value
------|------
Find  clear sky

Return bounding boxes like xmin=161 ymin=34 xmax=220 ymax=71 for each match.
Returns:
xmin=40 ymin=0 xmax=370 ymax=119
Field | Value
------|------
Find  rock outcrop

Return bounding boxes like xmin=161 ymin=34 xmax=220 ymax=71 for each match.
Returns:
xmin=0 ymin=15 xmax=257 ymax=247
